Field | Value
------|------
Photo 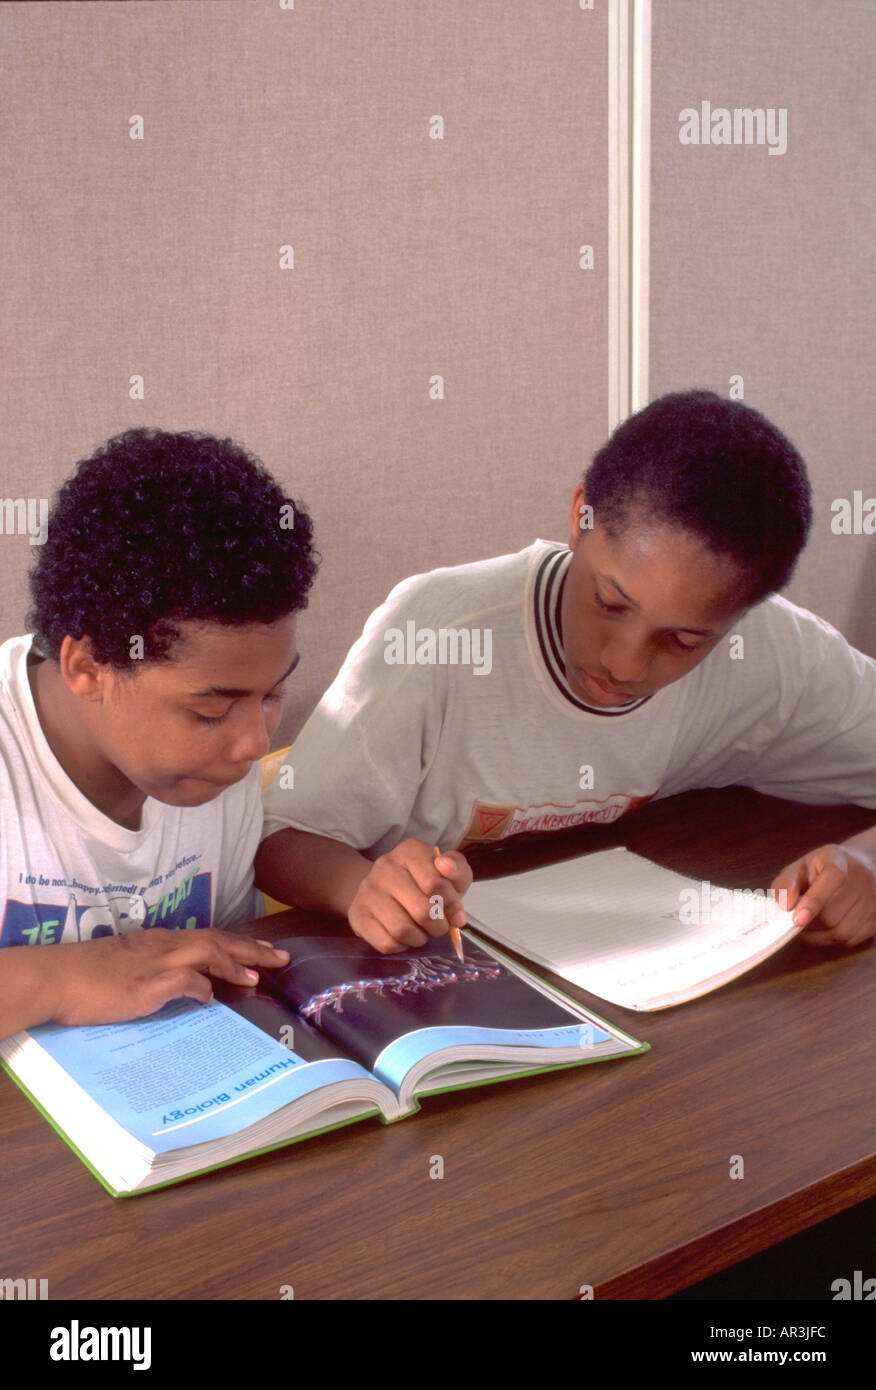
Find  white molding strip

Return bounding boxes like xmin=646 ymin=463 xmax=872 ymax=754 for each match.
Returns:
xmin=608 ymin=0 xmax=651 ymax=432
xmin=631 ymin=0 xmax=651 ymax=415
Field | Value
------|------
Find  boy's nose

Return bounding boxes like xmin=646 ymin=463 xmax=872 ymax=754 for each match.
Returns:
xmin=226 ymin=716 xmax=272 ymax=764
xmin=600 ymin=638 xmax=650 ymax=686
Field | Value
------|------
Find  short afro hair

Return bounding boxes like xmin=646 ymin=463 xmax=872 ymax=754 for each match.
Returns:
xmin=583 ymin=390 xmax=812 ymax=604
xmin=28 ymin=427 xmax=318 ymax=667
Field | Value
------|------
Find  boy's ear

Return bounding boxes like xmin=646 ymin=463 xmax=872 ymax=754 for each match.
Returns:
xmin=569 ymin=484 xmax=591 ymax=548
xmin=58 ymin=635 xmax=111 ymax=702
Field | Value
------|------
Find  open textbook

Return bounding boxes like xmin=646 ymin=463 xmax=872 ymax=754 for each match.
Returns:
xmin=0 ymin=933 xmax=646 ymax=1195
xmin=463 ymin=848 xmax=801 ymax=1011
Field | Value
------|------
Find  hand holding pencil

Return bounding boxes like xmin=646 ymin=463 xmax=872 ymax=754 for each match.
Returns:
xmin=346 ymin=838 xmax=472 ymax=955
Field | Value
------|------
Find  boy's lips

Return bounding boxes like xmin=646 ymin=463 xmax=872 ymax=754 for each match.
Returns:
xmin=576 ymin=668 xmax=638 ymax=704
xmin=179 ymin=770 xmax=250 ymax=789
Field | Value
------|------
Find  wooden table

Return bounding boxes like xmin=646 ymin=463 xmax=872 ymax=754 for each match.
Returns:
xmin=1 ymin=788 xmax=874 ymax=1300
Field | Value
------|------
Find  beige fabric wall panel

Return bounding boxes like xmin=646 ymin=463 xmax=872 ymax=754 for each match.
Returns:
xmin=649 ymin=0 xmax=875 ymax=655
xmin=0 ymin=0 xmax=609 ymax=741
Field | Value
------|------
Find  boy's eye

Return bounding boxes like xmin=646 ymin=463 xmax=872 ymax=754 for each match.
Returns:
xmin=193 ymin=692 xmax=283 ymax=727
xmin=594 ymin=591 xmax=625 ymax=614
xmin=595 ymin=589 xmax=701 ymax=653
xmin=194 ymin=710 xmax=230 ymax=727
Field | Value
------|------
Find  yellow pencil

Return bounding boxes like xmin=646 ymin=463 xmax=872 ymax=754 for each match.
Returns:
xmin=434 ymin=845 xmax=464 ymax=962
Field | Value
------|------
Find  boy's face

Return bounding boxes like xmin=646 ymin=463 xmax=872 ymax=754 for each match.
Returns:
xmin=74 ymin=616 xmax=299 ymax=807
xmin=561 ymin=487 xmax=750 ymax=707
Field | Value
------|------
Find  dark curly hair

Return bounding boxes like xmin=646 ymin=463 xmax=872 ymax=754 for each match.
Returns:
xmin=584 ymin=390 xmax=812 ymax=605
xmin=28 ymin=428 xmax=319 ymax=667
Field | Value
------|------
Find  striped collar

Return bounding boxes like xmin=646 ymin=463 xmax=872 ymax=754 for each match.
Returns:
xmin=532 ymin=545 xmax=652 ymax=716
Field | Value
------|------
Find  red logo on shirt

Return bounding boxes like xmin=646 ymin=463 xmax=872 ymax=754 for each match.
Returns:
xmin=459 ymin=793 xmax=656 ymax=848
xmin=459 ymin=803 xmax=516 ymax=845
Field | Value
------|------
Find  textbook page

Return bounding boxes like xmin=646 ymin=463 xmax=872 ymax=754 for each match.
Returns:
xmin=259 ymin=934 xmax=632 ymax=1089
xmin=6 ymin=997 xmax=375 ymax=1155
xmin=463 ymin=848 xmax=800 ymax=1010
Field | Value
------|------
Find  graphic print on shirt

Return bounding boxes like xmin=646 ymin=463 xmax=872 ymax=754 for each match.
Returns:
xmin=458 ymin=793 xmax=655 ymax=848
xmin=1 ymin=861 xmax=212 ymax=948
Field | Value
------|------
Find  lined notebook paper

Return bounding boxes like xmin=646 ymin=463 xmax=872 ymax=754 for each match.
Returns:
xmin=463 ymin=848 xmax=800 ymax=1010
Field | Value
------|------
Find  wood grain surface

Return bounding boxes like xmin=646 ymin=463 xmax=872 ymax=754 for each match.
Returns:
xmin=1 ymin=789 xmax=873 ymax=1300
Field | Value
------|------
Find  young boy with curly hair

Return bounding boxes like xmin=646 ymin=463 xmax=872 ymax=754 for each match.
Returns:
xmin=0 ymin=428 xmax=317 ymax=1038
xmin=255 ymin=391 xmax=876 ymax=955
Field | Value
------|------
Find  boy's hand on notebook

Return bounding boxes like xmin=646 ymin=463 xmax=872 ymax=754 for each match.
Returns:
xmin=771 ymin=839 xmax=876 ymax=948
xmin=42 ymin=930 xmax=291 ymax=1027
xmin=348 ymin=839 xmax=472 ymax=953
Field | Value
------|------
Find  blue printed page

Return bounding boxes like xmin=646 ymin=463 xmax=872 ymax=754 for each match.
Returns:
xmin=28 ymin=998 xmax=376 ymax=1155
xmin=373 ymin=1019 xmax=615 ymax=1092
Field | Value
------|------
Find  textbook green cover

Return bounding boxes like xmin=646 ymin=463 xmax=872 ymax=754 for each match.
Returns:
xmin=0 ymin=932 xmax=648 ymax=1196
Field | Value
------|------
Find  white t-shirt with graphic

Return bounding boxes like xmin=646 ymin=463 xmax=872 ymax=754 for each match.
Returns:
xmin=0 ymin=635 xmax=263 ymax=950
xmin=262 ymin=541 xmax=876 ymax=856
